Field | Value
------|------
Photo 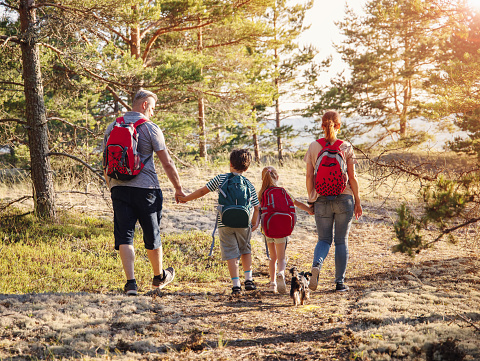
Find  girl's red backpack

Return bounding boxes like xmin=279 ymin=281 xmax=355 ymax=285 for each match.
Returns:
xmin=260 ymin=187 xmax=296 ymax=239
xmin=314 ymin=138 xmax=348 ymax=199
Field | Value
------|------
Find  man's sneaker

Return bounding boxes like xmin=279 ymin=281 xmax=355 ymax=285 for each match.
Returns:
xmin=268 ymin=282 xmax=278 ymax=294
xmin=244 ymin=280 xmax=257 ymax=291
xmin=276 ymin=273 xmax=286 ymax=294
xmin=232 ymin=286 xmax=242 ymax=295
xmin=309 ymin=266 xmax=320 ymax=291
xmin=124 ymin=282 xmax=138 ymax=296
xmin=152 ymin=267 xmax=175 ymax=290
xmin=336 ymin=282 xmax=349 ymax=292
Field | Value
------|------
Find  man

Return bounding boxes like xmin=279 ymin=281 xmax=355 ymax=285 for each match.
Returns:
xmin=102 ymin=89 xmax=185 ymax=295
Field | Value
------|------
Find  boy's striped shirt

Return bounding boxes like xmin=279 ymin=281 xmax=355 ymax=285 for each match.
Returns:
xmin=206 ymin=173 xmax=259 ymax=227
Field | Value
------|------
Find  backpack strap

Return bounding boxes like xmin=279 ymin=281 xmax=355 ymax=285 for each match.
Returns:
xmin=331 ymin=139 xmax=344 ymax=149
xmin=133 ymin=118 xmax=149 ymax=129
xmin=209 ymin=217 xmax=218 ymax=257
xmin=316 ymin=138 xmax=327 ymax=147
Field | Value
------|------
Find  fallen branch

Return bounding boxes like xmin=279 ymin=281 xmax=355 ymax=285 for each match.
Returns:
xmin=452 ymin=313 xmax=480 ymax=332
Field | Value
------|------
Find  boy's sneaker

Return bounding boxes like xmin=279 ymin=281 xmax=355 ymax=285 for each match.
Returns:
xmin=152 ymin=267 xmax=175 ymax=289
xmin=309 ymin=266 xmax=320 ymax=291
xmin=244 ymin=280 xmax=257 ymax=291
xmin=336 ymin=282 xmax=349 ymax=292
xmin=276 ymin=273 xmax=286 ymax=294
xmin=268 ymin=282 xmax=278 ymax=294
xmin=232 ymin=286 xmax=242 ymax=295
xmin=124 ymin=282 xmax=138 ymax=296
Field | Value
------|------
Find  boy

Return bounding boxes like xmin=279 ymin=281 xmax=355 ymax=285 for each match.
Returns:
xmin=178 ymin=149 xmax=259 ymax=295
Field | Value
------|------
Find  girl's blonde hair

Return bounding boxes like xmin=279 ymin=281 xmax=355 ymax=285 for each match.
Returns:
xmin=322 ymin=110 xmax=341 ymax=144
xmin=259 ymin=166 xmax=279 ymax=201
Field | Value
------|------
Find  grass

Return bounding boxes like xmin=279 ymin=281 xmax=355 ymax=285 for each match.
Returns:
xmin=0 ymin=209 xmax=228 ymax=294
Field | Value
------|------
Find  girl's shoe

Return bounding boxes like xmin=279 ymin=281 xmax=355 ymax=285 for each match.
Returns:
xmin=268 ymin=282 xmax=278 ymax=293
xmin=276 ymin=273 xmax=286 ymax=294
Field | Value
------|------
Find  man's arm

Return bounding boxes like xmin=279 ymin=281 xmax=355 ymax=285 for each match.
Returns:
xmin=156 ymin=149 xmax=185 ymax=202
xmin=178 ymin=186 xmax=210 ymax=203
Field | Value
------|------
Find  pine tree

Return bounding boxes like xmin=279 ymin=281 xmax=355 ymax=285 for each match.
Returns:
xmin=329 ymin=0 xmax=463 ymax=138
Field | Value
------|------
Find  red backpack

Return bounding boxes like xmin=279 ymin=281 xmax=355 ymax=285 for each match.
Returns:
xmin=260 ymin=187 xmax=296 ymax=239
xmin=103 ymin=117 xmax=150 ymax=181
xmin=314 ymin=138 xmax=348 ymax=198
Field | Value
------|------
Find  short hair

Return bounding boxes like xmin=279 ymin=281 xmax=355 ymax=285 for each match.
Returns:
xmin=230 ymin=149 xmax=252 ymax=172
xmin=132 ymin=89 xmax=158 ymax=106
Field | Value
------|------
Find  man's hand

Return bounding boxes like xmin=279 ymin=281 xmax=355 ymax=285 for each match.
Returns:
xmin=174 ymin=188 xmax=186 ymax=203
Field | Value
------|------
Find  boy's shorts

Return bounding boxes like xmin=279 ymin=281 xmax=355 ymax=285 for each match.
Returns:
xmin=265 ymin=236 xmax=287 ymax=244
xmin=218 ymin=226 xmax=251 ymax=261
xmin=111 ymin=186 xmax=163 ymax=251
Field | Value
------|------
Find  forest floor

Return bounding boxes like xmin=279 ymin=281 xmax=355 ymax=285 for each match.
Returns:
xmin=0 ymin=158 xmax=479 ymax=360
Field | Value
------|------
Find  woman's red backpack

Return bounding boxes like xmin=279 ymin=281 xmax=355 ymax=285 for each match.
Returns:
xmin=314 ymin=138 xmax=348 ymax=198
xmin=103 ymin=117 xmax=150 ymax=181
xmin=260 ymin=187 xmax=296 ymax=239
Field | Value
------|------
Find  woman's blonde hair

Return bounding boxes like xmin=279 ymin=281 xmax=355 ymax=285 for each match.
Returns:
xmin=322 ymin=110 xmax=341 ymax=144
xmin=259 ymin=166 xmax=279 ymax=202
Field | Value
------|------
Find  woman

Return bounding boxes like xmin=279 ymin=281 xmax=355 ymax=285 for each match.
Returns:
xmin=304 ymin=110 xmax=362 ymax=292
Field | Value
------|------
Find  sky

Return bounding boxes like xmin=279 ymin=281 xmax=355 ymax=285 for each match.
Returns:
xmin=299 ymin=0 xmax=365 ymax=84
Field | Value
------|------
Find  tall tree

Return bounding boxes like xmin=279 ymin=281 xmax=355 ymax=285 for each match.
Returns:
xmin=330 ymin=0 xmax=464 ymax=138
xmin=264 ymin=0 xmax=317 ymax=161
xmin=1 ymin=0 xmax=57 ymax=219
xmin=428 ymin=4 xmax=480 ymax=158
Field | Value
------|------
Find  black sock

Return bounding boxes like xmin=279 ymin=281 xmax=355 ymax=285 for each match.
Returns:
xmin=126 ymin=279 xmax=136 ymax=284
xmin=154 ymin=270 xmax=166 ymax=281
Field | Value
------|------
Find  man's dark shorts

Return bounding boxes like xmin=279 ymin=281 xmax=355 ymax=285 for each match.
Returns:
xmin=111 ymin=186 xmax=163 ymax=250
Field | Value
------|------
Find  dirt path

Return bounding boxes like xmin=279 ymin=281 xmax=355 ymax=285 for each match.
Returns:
xmin=1 ymin=202 xmax=479 ymax=360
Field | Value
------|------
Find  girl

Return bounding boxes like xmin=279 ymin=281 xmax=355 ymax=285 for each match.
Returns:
xmin=304 ymin=110 xmax=362 ymax=292
xmin=258 ymin=166 xmax=313 ymax=294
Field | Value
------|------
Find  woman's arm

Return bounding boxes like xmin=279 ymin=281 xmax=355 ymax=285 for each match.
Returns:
xmin=347 ymin=163 xmax=362 ymax=219
xmin=294 ymin=199 xmax=314 ymax=215
xmin=177 ymin=186 xmax=210 ymax=203
xmin=306 ymin=162 xmax=315 ymax=202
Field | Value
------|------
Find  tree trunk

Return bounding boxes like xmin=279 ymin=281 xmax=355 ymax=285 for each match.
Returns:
xmin=198 ymin=95 xmax=207 ymax=159
xmin=130 ymin=5 xmax=141 ymax=59
xmin=197 ymin=26 xmax=207 ymax=160
xmin=274 ymin=42 xmax=283 ymax=163
xmin=275 ymin=92 xmax=283 ymax=163
xmin=19 ymin=0 xmax=56 ymax=219
xmin=253 ymin=132 xmax=260 ymax=163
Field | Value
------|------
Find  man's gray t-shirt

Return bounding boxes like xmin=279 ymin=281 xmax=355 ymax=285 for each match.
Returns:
xmin=102 ymin=111 xmax=166 ymax=189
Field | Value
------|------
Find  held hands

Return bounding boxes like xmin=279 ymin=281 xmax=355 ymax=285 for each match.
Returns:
xmin=251 ymin=222 xmax=259 ymax=232
xmin=174 ymin=188 xmax=187 ymax=203
xmin=307 ymin=204 xmax=314 ymax=215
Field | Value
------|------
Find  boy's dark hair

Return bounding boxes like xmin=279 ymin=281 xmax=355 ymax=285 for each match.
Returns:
xmin=230 ymin=149 xmax=252 ymax=172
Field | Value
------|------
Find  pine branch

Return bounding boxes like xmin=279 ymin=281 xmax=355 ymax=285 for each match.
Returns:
xmin=0 ymin=195 xmax=33 ymax=212
xmin=426 ymin=216 xmax=480 ymax=247
xmin=0 ymin=118 xmax=27 ymax=125
xmin=47 ymin=152 xmax=105 ymax=183
xmin=46 ymin=117 xmax=100 ymax=136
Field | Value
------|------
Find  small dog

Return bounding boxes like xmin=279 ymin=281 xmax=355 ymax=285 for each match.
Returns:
xmin=289 ymin=267 xmax=311 ymax=306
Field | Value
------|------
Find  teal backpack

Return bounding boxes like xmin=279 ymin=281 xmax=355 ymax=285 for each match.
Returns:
xmin=209 ymin=173 xmax=252 ymax=256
